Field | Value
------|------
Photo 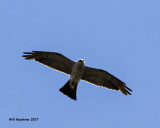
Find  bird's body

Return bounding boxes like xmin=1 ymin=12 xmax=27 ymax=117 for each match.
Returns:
xmin=59 ymin=60 xmax=85 ymax=100
xmin=70 ymin=60 xmax=85 ymax=84
xmin=22 ymin=51 xmax=132 ymax=100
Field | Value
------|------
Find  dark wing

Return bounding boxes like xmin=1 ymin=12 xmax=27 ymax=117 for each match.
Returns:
xmin=81 ymin=66 xmax=132 ymax=95
xmin=22 ymin=51 xmax=75 ymax=75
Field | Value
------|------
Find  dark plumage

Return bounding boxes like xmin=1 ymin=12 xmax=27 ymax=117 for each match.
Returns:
xmin=22 ymin=51 xmax=132 ymax=100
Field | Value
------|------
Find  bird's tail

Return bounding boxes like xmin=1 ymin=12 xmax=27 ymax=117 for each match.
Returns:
xmin=59 ymin=80 xmax=77 ymax=100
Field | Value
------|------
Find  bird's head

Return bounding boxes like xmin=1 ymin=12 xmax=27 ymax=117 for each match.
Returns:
xmin=77 ymin=59 xmax=85 ymax=67
xmin=78 ymin=59 xmax=85 ymax=65
xmin=78 ymin=59 xmax=85 ymax=63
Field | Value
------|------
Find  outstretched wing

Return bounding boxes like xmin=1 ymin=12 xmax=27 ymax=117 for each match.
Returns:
xmin=22 ymin=51 xmax=75 ymax=75
xmin=81 ymin=66 xmax=132 ymax=95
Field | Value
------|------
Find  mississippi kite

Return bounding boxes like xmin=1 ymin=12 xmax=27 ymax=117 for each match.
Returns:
xmin=22 ymin=51 xmax=132 ymax=100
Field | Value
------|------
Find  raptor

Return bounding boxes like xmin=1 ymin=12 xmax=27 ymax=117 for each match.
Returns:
xmin=22 ymin=51 xmax=132 ymax=100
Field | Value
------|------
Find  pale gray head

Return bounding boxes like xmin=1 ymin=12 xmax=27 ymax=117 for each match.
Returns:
xmin=78 ymin=59 xmax=85 ymax=63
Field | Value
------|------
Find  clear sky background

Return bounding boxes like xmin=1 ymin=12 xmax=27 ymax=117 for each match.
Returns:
xmin=1 ymin=0 xmax=160 ymax=128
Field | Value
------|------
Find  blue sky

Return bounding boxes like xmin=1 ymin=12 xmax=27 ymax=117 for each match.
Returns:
xmin=1 ymin=0 xmax=160 ymax=127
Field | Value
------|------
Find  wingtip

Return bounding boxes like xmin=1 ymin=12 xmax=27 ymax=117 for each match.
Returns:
xmin=22 ymin=55 xmax=28 ymax=59
xmin=118 ymin=84 xmax=132 ymax=95
xmin=22 ymin=51 xmax=36 ymax=60
xmin=23 ymin=52 xmax=33 ymax=54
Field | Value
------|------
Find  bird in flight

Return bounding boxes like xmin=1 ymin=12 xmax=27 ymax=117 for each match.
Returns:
xmin=22 ymin=51 xmax=132 ymax=100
